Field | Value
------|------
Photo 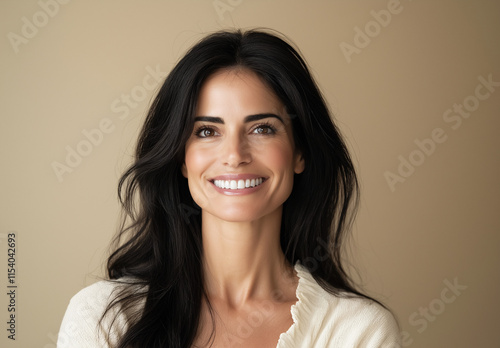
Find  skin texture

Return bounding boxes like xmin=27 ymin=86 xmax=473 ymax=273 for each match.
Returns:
xmin=182 ymin=68 xmax=304 ymax=346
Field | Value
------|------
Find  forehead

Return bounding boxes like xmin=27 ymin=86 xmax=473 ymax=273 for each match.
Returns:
xmin=195 ymin=68 xmax=287 ymax=118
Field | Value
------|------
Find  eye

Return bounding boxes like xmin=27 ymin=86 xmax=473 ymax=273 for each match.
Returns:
xmin=252 ymin=123 xmax=276 ymax=135
xmin=194 ymin=126 xmax=219 ymax=138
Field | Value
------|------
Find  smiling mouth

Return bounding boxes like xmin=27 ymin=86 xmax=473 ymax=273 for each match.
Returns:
xmin=212 ymin=178 xmax=265 ymax=190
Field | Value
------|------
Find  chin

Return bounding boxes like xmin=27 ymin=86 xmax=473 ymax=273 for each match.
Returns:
xmin=208 ymin=209 xmax=264 ymax=223
xmin=202 ymin=202 xmax=284 ymax=224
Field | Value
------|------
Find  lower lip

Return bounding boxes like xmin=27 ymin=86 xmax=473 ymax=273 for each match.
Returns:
xmin=210 ymin=180 xmax=266 ymax=196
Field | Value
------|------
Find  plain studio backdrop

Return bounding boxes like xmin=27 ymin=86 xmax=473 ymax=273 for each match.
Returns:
xmin=1 ymin=1 xmax=499 ymax=347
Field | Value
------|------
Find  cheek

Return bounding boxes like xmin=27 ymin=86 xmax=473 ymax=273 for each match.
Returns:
xmin=263 ymin=142 xmax=296 ymax=174
xmin=184 ymin=145 xmax=211 ymax=178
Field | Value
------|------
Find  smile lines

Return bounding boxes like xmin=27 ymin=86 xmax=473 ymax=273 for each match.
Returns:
xmin=213 ymin=178 xmax=264 ymax=190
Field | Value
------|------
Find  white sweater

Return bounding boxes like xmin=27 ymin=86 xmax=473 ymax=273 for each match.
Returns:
xmin=58 ymin=264 xmax=401 ymax=347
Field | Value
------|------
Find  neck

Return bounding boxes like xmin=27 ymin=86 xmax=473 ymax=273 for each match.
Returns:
xmin=201 ymin=207 xmax=296 ymax=308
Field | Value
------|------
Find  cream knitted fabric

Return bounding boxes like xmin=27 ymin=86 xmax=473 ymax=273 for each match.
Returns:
xmin=58 ymin=264 xmax=401 ymax=347
xmin=276 ymin=264 xmax=401 ymax=347
xmin=57 ymin=279 xmax=130 ymax=348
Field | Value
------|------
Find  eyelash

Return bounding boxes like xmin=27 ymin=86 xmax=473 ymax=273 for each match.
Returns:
xmin=252 ymin=122 xmax=277 ymax=135
xmin=193 ymin=122 xmax=277 ymax=138
xmin=194 ymin=126 xmax=218 ymax=138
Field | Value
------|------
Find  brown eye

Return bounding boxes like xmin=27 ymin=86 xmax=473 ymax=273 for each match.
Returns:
xmin=253 ymin=124 xmax=276 ymax=135
xmin=201 ymin=129 xmax=214 ymax=137
xmin=195 ymin=127 xmax=219 ymax=138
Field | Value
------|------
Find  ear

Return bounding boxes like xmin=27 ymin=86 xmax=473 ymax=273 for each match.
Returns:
xmin=181 ymin=163 xmax=188 ymax=178
xmin=294 ymin=152 xmax=305 ymax=174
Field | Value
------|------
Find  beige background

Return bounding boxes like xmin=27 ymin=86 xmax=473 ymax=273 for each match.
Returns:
xmin=1 ymin=1 xmax=499 ymax=347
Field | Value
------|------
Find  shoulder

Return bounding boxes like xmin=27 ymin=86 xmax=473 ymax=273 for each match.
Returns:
xmin=279 ymin=264 xmax=401 ymax=348
xmin=57 ymin=278 xmax=140 ymax=348
xmin=69 ymin=279 xmax=123 ymax=307
xmin=319 ymin=294 xmax=401 ymax=347
xmin=61 ymin=279 xmax=124 ymax=325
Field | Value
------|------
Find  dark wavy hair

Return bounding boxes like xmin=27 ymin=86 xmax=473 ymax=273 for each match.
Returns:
xmin=103 ymin=29 xmax=368 ymax=348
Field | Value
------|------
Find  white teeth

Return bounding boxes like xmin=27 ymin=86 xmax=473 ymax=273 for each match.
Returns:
xmin=213 ymin=178 xmax=264 ymax=190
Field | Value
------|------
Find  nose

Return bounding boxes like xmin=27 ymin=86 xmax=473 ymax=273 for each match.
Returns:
xmin=221 ymin=132 xmax=252 ymax=168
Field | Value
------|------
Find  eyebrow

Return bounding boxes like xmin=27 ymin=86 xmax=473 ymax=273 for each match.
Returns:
xmin=194 ymin=113 xmax=285 ymax=124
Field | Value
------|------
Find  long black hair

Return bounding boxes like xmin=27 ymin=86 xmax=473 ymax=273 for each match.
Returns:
xmin=104 ymin=29 xmax=366 ymax=347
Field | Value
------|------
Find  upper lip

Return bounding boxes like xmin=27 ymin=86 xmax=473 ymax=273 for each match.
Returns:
xmin=209 ymin=174 xmax=267 ymax=181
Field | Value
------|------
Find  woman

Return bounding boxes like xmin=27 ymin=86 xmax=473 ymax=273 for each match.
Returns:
xmin=58 ymin=29 xmax=400 ymax=347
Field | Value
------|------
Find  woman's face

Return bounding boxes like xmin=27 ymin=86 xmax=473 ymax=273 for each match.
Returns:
xmin=182 ymin=69 xmax=304 ymax=223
